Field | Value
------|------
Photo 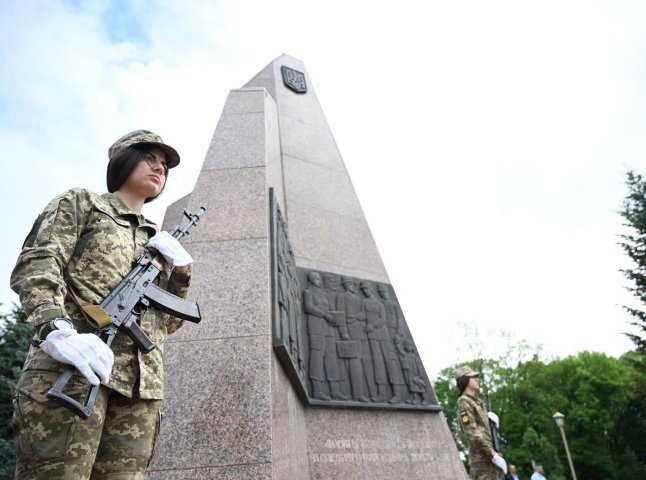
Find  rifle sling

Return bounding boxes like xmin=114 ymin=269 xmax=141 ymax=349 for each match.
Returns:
xmin=66 ymin=287 xmax=112 ymax=329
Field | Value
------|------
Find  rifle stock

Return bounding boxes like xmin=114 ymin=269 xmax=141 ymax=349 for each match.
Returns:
xmin=47 ymin=368 xmax=100 ymax=418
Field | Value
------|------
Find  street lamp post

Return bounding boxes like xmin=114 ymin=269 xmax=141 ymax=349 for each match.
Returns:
xmin=552 ymin=412 xmax=578 ymax=480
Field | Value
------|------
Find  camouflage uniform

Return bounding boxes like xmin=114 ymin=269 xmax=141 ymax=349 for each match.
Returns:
xmin=457 ymin=392 xmax=504 ymax=480
xmin=10 ymin=188 xmax=191 ymax=479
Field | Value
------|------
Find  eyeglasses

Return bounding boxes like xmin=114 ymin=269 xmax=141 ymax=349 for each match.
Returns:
xmin=143 ymin=153 xmax=168 ymax=176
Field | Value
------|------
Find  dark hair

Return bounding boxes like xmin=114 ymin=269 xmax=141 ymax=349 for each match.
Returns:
xmin=456 ymin=376 xmax=471 ymax=394
xmin=106 ymin=145 xmax=167 ymax=203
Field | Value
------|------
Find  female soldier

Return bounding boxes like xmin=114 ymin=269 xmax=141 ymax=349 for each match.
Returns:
xmin=11 ymin=130 xmax=193 ymax=479
xmin=454 ymin=366 xmax=507 ymax=480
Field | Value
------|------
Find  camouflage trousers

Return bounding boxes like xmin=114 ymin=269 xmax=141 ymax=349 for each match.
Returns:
xmin=12 ymin=369 xmax=162 ymax=480
xmin=469 ymin=461 xmax=505 ymax=480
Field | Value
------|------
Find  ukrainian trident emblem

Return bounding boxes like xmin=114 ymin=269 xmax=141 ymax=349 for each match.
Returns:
xmin=281 ymin=66 xmax=307 ymax=94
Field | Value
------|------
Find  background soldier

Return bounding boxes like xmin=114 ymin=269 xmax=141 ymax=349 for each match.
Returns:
xmin=454 ymin=366 xmax=507 ymax=480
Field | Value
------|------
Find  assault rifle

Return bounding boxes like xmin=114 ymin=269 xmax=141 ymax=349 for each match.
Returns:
xmin=47 ymin=207 xmax=206 ymax=419
xmin=483 ymin=376 xmax=508 ymax=452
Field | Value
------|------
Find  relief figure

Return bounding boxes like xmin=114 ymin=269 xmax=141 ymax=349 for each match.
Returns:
xmin=336 ymin=277 xmax=370 ymax=402
xmin=396 ymin=338 xmax=430 ymax=405
xmin=303 ymin=271 xmax=347 ymax=400
xmin=377 ymin=284 xmax=407 ymax=403
xmin=360 ymin=281 xmax=395 ymax=402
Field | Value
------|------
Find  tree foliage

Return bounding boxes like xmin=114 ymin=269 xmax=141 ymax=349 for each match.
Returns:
xmin=0 ymin=304 xmax=31 ymax=479
xmin=433 ymin=351 xmax=646 ymax=480
xmin=619 ymin=170 xmax=646 ymax=352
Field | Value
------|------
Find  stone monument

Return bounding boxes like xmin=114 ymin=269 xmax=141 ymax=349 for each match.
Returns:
xmin=147 ymin=54 xmax=467 ymax=479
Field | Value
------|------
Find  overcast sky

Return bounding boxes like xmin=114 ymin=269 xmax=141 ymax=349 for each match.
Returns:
xmin=1 ymin=0 xmax=643 ymax=377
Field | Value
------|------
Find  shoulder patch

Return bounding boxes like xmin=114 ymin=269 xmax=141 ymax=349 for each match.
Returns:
xmin=460 ymin=411 xmax=470 ymax=425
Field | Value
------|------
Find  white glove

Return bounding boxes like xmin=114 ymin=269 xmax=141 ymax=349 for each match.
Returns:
xmin=492 ymin=453 xmax=507 ymax=474
xmin=41 ymin=329 xmax=114 ymax=386
xmin=488 ymin=411 xmax=500 ymax=429
xmin=147 ymin=231 xmax=193 ymax=270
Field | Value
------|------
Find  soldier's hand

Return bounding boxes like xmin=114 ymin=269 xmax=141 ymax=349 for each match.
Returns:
xmin=492 ymin=453 xmax=507 ymax=474
xmin=147 ymin=231 xmax=193 ymax=270
xmin=41 ymin=330 xmax=114 ymax=385
xmin=487 ymin=411 xmax=500 ymax=429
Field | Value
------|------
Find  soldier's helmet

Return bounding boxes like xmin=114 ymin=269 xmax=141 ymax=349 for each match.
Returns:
xmin=108 ymin=129 xmax=180 ymax=169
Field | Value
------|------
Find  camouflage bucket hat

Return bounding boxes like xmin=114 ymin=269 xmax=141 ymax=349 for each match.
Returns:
xmin=108 ymin=129 xmax=180 ymax=168
xmin=453 ymin=366 xmax=480 ymax=380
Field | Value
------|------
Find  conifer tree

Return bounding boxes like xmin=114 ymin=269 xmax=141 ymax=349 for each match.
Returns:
xmin=619 ymin=170 xmax=646 ymax=352
xmin=0 ymin=304 xmax=31 ymax=478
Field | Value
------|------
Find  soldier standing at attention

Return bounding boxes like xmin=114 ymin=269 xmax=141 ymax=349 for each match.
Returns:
xmin=10 ymin=130 xmax=194 ymax=479
xmin=454 ymin=366 xmax=507 ymax=480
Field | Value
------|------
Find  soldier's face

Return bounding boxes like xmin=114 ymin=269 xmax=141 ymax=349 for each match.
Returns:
xmin=120 ymin=148 xmax=167 ymax=199
xmin=468 ymin=376 xmax=480 ymax=391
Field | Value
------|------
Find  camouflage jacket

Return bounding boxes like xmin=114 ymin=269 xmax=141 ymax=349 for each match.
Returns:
xmin=10 ymin=188 xmax=191 ymax=399
xmin=457 ymin=392 xmax=496 ymax=464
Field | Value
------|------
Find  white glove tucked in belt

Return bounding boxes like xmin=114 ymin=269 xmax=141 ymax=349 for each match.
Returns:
xmin=41 ymin=329 xmax=114 ymax=386
xmin=147 ymin=231 xmax=193 ymax=270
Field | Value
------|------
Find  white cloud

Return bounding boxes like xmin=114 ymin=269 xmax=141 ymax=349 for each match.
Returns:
xmin=1 ymin=0 xmax=644 ymax=378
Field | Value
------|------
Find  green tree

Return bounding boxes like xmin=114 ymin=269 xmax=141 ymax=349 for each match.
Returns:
xmin=618 ymin=170 xmax=646 ymax=352
xmin=617 ymin=171 xmax=646 ymax=474
xmin=553 ymin=352 xmax=633 ymax=479
xmin=612 ymin=351 xmax=646 ymax=476
xmin=0 ymin=304 xmax=31 ymax=478
xmin=433 ymin=351 xmax=645 ymax=480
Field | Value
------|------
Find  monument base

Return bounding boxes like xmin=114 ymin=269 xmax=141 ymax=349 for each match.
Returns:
xmin=270 ymin=355 xmax=465 ymax=480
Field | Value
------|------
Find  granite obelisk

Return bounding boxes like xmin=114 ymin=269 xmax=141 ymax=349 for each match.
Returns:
xmin=147 ymin=55 xmax=467 ymax=479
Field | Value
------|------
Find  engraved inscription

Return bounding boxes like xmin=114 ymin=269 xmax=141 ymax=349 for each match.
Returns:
xmin=309 ymin=438 xmax=435 ymax=465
